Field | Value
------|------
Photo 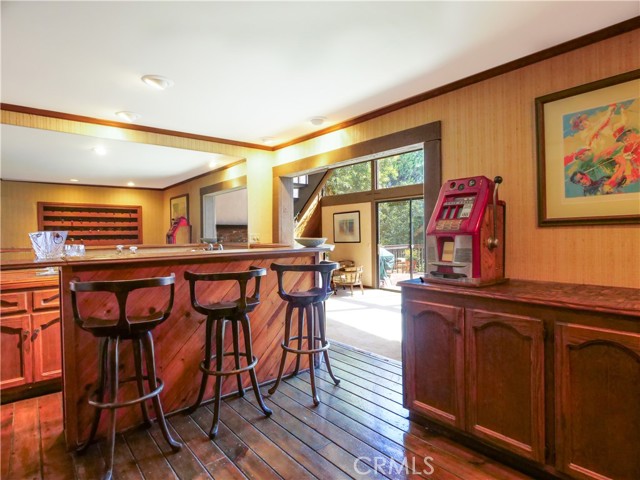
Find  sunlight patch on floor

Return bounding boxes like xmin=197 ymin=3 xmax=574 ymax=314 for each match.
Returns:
xmin=325 ymin=289 xmax=402 ymax=342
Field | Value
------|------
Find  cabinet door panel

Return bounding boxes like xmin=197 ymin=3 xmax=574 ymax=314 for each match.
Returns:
xmin=556 ymin=323 xmax=640 ymax=480
xmin=31 ymin=311 xmax=62 ymax=382
xmin=0 ymin=315 xmax=32 ymax=389
xmin=466 ymin=309 xmax=545 ymax=463
xmin=404 ymin=300 xmax=464 ymax=428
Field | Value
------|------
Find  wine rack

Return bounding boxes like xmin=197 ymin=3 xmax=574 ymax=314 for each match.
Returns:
xmin=37 ymin=202 xmax=142 ymax=245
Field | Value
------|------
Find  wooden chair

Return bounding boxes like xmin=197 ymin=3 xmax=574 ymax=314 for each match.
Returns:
xmin=333 ymin=265 xmax=364 ymax=296
xmin=268 ymin=261 xmax=340 ymax=405
xmin=183 ymin=267 xmax=272 ymax=438
xmin=69 ymin=274 xmax=182 ymax=480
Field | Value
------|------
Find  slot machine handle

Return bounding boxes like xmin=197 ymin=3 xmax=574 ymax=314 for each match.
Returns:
xmin=487 ymin=176 xmax=503 ymax=250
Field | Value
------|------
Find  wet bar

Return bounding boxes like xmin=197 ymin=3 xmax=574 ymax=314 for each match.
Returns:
xmin=1 ymin=245 xmax=328 ymax=448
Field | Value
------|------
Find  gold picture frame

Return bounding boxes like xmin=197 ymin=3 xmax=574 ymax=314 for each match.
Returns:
xmin=170 ymin=194 xmax=189 ymax=223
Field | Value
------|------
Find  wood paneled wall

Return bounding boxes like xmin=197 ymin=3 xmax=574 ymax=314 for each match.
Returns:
xmin=0 ymin=181 xmax=164 ymax=247
xmin=2 ymin=30 xmax=638 ymax=287
xmin=274 ymin=30 xmax=640 ymax=288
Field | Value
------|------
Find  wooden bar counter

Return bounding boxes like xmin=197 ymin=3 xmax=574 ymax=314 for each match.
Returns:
xmin=2 ymin=244 xmax=330 ymax=449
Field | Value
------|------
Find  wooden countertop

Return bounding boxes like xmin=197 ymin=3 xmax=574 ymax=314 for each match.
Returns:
xmin=400 ymin=278 xmax=640 ymax=318
xmin=1 ymin=244 xmax=333 ymax=271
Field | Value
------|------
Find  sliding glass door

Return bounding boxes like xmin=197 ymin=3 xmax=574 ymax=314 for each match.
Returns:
xmin=377 ymin=198 xmax=424 ymax=290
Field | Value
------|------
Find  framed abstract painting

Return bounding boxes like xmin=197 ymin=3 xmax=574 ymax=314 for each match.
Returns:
xmin=333 ymin=211 xmax=361 ymax=243
xmin=535 ymin=69 xmax=640 ymax=226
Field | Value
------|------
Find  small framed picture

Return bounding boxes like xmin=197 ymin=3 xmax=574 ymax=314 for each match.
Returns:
xmin=170 ymin=194 xmax=189 ymax=223
xmin=333 ymin=211 xmax=361 ymax=243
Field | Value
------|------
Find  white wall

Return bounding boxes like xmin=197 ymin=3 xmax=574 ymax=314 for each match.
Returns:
xmin=321 ymin=202 xmax=373 ymax=286
xmin=215 ymin=188 xmax=248 ymax=225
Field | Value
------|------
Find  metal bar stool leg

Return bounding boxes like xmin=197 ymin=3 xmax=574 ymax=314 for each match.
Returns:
xmin=305 ymin=305 xmax=320 ymax=406
xmin=317 ymin=301 xmax=340 ymax=385
xmin=292 ymin=306 xmax=304 ymax=375
xmin=232 ymin=320 xmax=245 ymax=397
xmin=132 ymin=337 xmax=151 ymax=427
xmin=240 ymin=314 xmax=272 ymax=416
xmin=189 ymin=316 xmax=213 ymax=413
xmin=268 ymin=302 xmax=294 ymax=395
xmin=313 ymin=304 xmax=321 ymax=368
xmin=209 ymin=317 xmax=226 ymax=438
xmin=103 ymin=336 xmax=119 ymax=480
xmin=141 ymin=332 xmax=181 ymax=451
xmin=77 ymin=337 xmax=108 ymax=453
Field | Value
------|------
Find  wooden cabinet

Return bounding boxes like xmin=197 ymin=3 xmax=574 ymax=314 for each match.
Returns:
xmin=404 ymin=300 xmax=545 ymax=462
xmin=0 ymin=314 xmax=32 ymax=390
xmin=401 ymin=279 xmax=640 ymax=479
xmin=556 ymin=323 xmax=640 ymax=480
xmin=32 ymin=310 xmax=63 ymax=382
xmin=0 ymin=271 xmax=61 ymax=401
xmin=466 ymin=309 xmax=545 ymax=462
xmin=403 ymin=300 xmax=464 ymax=429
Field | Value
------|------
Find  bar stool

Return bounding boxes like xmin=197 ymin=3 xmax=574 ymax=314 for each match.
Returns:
xmin=70 ymin=274 xmax=181 ymax=480
xmin=268 ymin=261 xmax=340 ymax=405
xmin=184 ymin=267 xmax=272 ymax=438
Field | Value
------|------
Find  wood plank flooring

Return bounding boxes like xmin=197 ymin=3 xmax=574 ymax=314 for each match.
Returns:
xmin=1 ymin=344 xmax=532 ymax=479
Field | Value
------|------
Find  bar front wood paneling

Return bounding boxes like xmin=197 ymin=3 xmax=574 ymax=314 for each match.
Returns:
xmin=37 ymin=247 xmax=326 ymax=449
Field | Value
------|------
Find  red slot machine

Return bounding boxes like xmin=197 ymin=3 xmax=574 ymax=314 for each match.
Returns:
xmin=424 ymin=175 xmax=506 ymax=286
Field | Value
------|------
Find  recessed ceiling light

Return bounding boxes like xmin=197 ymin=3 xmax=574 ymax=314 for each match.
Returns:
xmin=127 ymin=181 xmax=135 ymax=187
xmin=92 ymin=146 xmax=107 ymax=156
xmin=69 ymin=179 xmax=79 ymax=182
xmin=261 ymin=137 xmax=275 ymax=145
xmin=116 ymin=111 xmax=141 ymax=123
xmin=141 ymin=74 xmax=174 ymax=90
xmin=310 ymin=116 xmax=326 ymax=126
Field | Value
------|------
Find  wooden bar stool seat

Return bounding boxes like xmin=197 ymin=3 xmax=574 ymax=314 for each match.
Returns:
xmin=184 ymin=266 xmax=272 ymax=438
xmin=70 ymin=274 xmax=182 ymax=480
xmin=268 ymin=261 xmax=340 ymax=405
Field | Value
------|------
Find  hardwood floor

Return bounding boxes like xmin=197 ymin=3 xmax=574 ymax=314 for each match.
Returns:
xmin=1 ymin=344 xmax=531 ymax=479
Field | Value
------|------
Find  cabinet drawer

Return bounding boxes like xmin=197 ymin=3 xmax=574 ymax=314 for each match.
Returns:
xmin=0 ymin=292 xmax=28 ymax=315
xmin=32 ymin=289 xmax=60 ymax=311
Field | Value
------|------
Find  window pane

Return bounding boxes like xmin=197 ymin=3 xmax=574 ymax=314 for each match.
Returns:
xmin=376 ymin=150 xmax=424 ymax=189
xmin=325 ymin=162 xmax=372 ymax=196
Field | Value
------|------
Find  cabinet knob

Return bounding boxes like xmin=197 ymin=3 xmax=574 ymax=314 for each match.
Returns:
xmin=32 ymin=328 xmax=41 ymax=341
xmin=453 ymin=326 xmax=462 ymax=334
xmin=22 ymin=329 xmax=30 ymax=350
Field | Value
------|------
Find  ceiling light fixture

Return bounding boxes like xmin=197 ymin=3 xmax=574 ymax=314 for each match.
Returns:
xmin=116 ymin=111 xmax=141 ymax=123
xmin=92 ymin=146 xmax=107 ymax=156
xmin=261 ymin=137 xmax=275 ymax=145
xmin=310 ymin=116 xmax=326 ymax=126
xmin=127 ymin=181 xmax=135 ymax=187
xmin=69 ymin=179 xmax=79 ymax=182
xmin=141 ymin=74 xmax=174 ymax=90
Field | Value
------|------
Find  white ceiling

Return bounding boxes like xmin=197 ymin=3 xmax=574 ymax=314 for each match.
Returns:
xmin=0 ymin=124 xmax=241 ymax=189
xmin=1 ymin=1 xmax=638 ymax=188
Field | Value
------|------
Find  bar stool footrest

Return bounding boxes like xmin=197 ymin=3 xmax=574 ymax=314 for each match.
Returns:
xmin=88 ymin=376 xmax=164 ymax=409
xmin=200 ymin=353 xmax=258 ymax=376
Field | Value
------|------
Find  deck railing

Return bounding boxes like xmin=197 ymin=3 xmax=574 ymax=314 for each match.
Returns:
xmin=380 ymin=244 xmax=425 ymax=274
